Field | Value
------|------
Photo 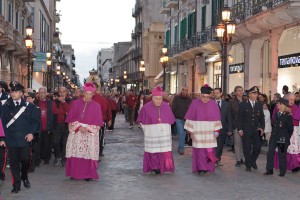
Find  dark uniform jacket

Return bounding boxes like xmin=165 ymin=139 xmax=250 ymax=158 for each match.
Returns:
xmin=271 ymin=112 xmax=293 ymax=146
xmin=1 ymin=98 xmax=40 ymax=147
xmin=218 ymin=100 xmax=233 ymax=134
xmin=237 ymin=100 xmax=265 ymax=134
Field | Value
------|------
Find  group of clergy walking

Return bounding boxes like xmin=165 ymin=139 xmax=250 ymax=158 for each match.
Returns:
xmin=1 ymin=80 xmax=300 ymax=197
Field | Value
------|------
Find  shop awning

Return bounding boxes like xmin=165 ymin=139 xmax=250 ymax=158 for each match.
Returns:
xmin=154 ymin=70 xmax=164 ymax=80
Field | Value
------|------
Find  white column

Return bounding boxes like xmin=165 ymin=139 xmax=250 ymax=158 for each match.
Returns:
xmin=270 ymin=28 xmax=284 ymax=97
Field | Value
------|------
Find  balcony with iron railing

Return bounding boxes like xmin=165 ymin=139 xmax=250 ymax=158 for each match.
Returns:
xmin=132 ymin=2 xmax=143 ymax=17
xmin=231 ymin=0 xmax=289 ymax=22
xmin=135 ymin=22 xmax=143 ymax=35
xmin=169 ymin=26 xmax=217 ymax=56
xmin=160 ymin=0 xmax=171 ymax=14
xmin=132 ymin=48 xmax=142 ymax=60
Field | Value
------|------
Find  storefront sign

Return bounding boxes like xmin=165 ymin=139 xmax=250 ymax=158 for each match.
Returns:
xmin=278 ymin=53 xmax=300 ymax=68
xmin=229 ymin=63 xmax=244 ymax=74
xmin=33 ymin=52 xmax=47 ymax=72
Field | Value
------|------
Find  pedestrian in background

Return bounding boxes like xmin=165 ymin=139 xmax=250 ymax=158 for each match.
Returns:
xmin=52 ymin=87 xmax=72 ymax=167
xmin=264 ymin=98 xmax=293 ymax=177
xmin=185 ymin=84 xmax=222 ymax=174
xmin=229 ymin=86 xmax=245 ymax=167
xmin=37 ymin=87 xmax=53 ymax=165
xmin=263 ymin=102 xmax=272 ymax=144
xmin=213 ymin=88 xmax=232 ymax=166
xmin=172 ymin=87 xmax=192 ymax=155
xmin=126 ymin=90 xmax=137 ymax=129
xmin=137 ymin=86 xmax=175 ymax=175
xmin=107 ymin=94 xmax=117 ymax=131
xmin=65 ymin=82 xmax=103 ymax=181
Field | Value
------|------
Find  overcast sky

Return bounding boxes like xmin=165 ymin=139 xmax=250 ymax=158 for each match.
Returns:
xmin=57 ymin=0 xmax=136 ymax=83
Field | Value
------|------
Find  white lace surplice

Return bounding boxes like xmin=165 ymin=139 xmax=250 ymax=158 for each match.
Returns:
xmin=66 ymin=121 xmax=101 ymax=161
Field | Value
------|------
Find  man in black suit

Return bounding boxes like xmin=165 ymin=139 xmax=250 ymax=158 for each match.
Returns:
xmin=237 ymin=86 xmax=265 ymax=172
xmin=213 ymin=88 xmax=233 ymax=165
xmin=1 ymin=82 xmax=40 ymax=193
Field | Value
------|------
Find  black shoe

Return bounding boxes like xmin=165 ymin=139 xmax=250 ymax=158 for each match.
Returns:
xmin=178 ymin=150 xmax=184 ymax=155
xmin=44 ymin=160 xmax=50 ymax=165
xmin=100 ymin=153 xmax=104 ymax=157
xmin=0 ymin=173 xmax=5 ymax=181
xmin=11 ymin=187 xmax=20 ymax=193
xmin=235 ymin=161 xmax=241 ymax=167
xmin=246 ymin=167 xmax=251 ymax=172
xmin=292 ymin=167 xmax=300 ymax=173
xmin=84 ymin=178 xmax=92 ymax=181
xmin=251 ymin=163 xmax=258 ymax=169
xmin=23 ymin=179 xmax=31 ymax=188
xmin=278 ymin=173 xmax=285 ymax=177
xmin=264 ymin=170 xmax=273 ymax=175
xmin=240 ymin=159 xmax=245 ymax=165
xmin=153 ymin=169 xmax=160 ymax=174
xmin=29 ymin=167 xmax=35 ymax=173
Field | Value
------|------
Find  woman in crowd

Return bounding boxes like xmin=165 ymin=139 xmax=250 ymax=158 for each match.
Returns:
xmin=265 ymin=98 xmax=293 ymax=177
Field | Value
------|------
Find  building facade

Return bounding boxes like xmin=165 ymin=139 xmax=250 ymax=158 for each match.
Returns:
xmin=161 ymin=0 xmax=300 ymax=97
xmin=0 ymin=0 xmax=31 ymax=87
xmin=132 ymin=0 xmax=165 ymax=92
xmin=97 ymin=48 xmax=113 ymax=83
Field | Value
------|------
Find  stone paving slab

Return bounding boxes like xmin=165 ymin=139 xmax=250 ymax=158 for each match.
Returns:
xmin=0 ymin=114 xmax=299 ymax=200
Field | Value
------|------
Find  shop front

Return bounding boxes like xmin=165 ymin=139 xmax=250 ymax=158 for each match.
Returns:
xmin=278 ymin=26 xmax=300 ymax=93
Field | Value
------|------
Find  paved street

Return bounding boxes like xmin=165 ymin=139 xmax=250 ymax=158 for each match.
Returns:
xmin=1 ymin=114 xmax=300 ymax=200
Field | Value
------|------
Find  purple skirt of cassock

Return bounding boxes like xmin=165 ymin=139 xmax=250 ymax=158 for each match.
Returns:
xmin=274 ymin=152 xmax=300 ymax=171
xmin=192 ymin=148 xmax=215 ymax=173
xmin=66 ymin=157 xmax=99 ymax=180
xmin=143 ymin=151 xmax=175 ymax=174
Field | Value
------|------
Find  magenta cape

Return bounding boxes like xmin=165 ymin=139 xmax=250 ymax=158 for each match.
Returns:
xmin=137 ymin=101 xmax=175 ymax=125
xmin=0 ymin=120 xmax=4 ymax=137
xmin=185 ymin=99 xmax=221 ymax=121
xmin=65 ymin=99 xmax=103 ymax=127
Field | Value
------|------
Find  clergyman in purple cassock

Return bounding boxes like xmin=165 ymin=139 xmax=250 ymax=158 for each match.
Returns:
xmin=65 ymin=82 xmax=103 ymax=180
xmin=185 ymin=84 xmax=222 ymax=173
xmin=137 ymin=86 xmax=176 ymax=174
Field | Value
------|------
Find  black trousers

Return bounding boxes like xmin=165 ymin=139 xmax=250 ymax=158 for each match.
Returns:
xmin=99 ymin=126 xmax=105 ymax=155
xmin=0 ymin=147 xmax=7 ymax=179
xmin=242 ymin=132 xmax=263 ymax=168
xmin=8 ymin=146 xmax=30 ymax=189
xmin=108 ymin=110 xmax=117 ymax=130
xmin=216 ymin=131 xmax=227 ymax=160
xmin=266 ymin=136 xmax=288 ymax=174
xmin=53 ymin=123 xmax=68 ymax=160
xmin=40 ymin=131 xmax=52 ymax=162
xmin=31 ymin=140 xmax=41 ymax=170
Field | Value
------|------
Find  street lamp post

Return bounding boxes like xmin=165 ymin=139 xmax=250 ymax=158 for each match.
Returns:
xmin=46 ymin=51 xmax=52 ymax=90
xmin=139 ymin=59 xmax=145 ymax=92
xmin=25 ymin=25 xmax=33 ymax=88
xmin=160 ymin=47 xmax=168 ymax=91
xmin=216 ymin=6 xmax=236 ymax=94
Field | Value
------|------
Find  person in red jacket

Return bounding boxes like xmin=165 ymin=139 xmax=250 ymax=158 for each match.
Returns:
xmin=52 ymin=87 xmax=72 ymax=167
xmin=107 ymin=94 xmax=117 ymax=131
xmin=126 ymin=90 xmax=137 ymax=129
xmin=92 ymin=89 xmax=112 ymax=157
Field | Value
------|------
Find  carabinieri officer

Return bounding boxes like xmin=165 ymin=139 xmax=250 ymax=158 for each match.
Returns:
xmin=237 ymin=86 xmax=265 ymax=172
xmin=1 ymin=81 xmax=40 ymax=193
